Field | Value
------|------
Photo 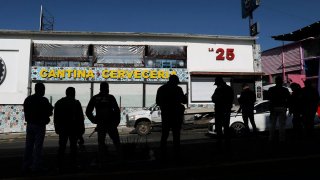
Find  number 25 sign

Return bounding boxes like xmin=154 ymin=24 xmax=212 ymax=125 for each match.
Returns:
xmin=208 ymin=48 xmax=235 ymax=61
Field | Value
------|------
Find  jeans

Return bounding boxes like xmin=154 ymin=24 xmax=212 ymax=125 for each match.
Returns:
xmin=58 ymin=133 xmax=78 ymax=168
xmin=23 ymin=124 xmax=46 ymax=171
xmin=269 ymin=107 xmax=287 ymax=142
xmin=160 ymin=112 xmax=183 ymax=158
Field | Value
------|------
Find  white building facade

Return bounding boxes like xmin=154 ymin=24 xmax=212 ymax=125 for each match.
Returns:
xmin=0 ymin=31 xmax=262 ymax=133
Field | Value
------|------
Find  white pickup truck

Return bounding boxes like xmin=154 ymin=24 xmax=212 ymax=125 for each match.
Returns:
xmin=126 ymin=104 xmax=162 ymax=135
xmin=126 ymin=103 xmax=213 ymax=135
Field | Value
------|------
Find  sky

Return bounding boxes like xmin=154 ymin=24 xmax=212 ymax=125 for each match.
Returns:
xmin=1 ymin=0 xmax=320 ymax=50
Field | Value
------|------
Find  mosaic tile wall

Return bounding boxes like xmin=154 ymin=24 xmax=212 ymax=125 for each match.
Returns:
xmin=0 ymin=105 xmax=25 ymax=133
xmin=0 ymin=105 xmax=142 ymax=133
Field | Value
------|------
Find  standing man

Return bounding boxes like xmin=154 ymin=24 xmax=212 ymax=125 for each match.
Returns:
xmin=288 ymin=83 xmax=303 ymax=138
xmin=86 ymin=82 xmax=121 ymax=163
xmin=23 ymin=82 xmax=53 ymax=173
xmin=211 ymin=77 xmax=234 ymax=147
xmin=54 ymin=87 xmax=85 ymax=171
xmin=267 ymin=76 xmax=290 ymax=143
xmin=156 ymin=74 xmax=187 ymax=159
xmin=300 ymin=79 xmax=319 ymax=137
xmin=238 ymin=83 xmax=257 ymax=134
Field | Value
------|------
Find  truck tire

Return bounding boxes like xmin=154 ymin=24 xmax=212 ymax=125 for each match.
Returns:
xmin=136 ymin=121 xmax=151 ymax=136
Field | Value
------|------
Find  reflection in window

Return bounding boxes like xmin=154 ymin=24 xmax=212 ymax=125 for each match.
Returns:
xmin=93 ymin=83 xmax=143 ymax=108
xmin=45 ymin=61 xmax=57 ymax=66
xmin=146 ymin=46 xmax=187 ymax=60
xmin=145 ymin=84 xmax=187 ymax=107
xmin=36 ymin=83 xmax=91 ymax=107
xmin=57 ymin=61 xmax=69 ymax=67
xmin=32 ymin=61 xmax=44 ymax=66
xmin=95 ymin=45 xmax=145 ymax=67
xmin=303 ymin=39 xmax=320 ymax=58
xmin=145 ymin=59 xmax=186 ymax=68
xmin=69 ymin=61 xmax=81 ymax=67
xmin=305 ymin=60 xmax=319 ymax=77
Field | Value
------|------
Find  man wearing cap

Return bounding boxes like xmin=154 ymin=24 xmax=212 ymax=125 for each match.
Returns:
xmin=211 ymin=77 xmax=234 ymax=146
xmin=156 ymin=74 xmax=187 ymax=159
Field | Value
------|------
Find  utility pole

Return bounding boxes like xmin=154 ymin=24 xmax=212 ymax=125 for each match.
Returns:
xmin=241 ymin=0 xmax=260 ymax=37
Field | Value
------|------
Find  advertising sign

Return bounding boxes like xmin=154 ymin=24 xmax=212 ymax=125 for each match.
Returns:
xmin=31 ymin=67 xmax=188 ymax=82
xmin=188 ymin=44 xmax=255 ymax=73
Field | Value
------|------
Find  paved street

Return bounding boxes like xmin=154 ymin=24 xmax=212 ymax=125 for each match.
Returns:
xmin=1 ymin=126 xmax=320 ymax=179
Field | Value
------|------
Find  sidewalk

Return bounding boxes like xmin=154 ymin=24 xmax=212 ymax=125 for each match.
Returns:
xmin=0 ymin=126 xmax=134 ymax=141
xmin=1 ymin=129 xmax=320 ymax=179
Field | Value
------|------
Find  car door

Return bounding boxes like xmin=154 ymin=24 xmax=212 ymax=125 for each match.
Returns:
xmin=151 ymin=105 xmax=162 ymax=123
xmin=253 ymin=101 xmax=271 ymax=131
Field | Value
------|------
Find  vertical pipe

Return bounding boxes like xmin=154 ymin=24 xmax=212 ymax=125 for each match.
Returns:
xmin=142 ymin=83 xmax=146 ymax=107
xmin=281 ymin=41 xmax=286 ymax=82
xmin=299 ymin=42 xmax=305 ymax=75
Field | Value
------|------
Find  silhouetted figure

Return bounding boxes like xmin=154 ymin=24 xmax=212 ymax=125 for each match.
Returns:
xmin=288 ymin=83 xmax=303 ymax=138
xmin=300 ymin=79 xmax=319 ymax=137
xmin=22 ymin=82 xmax=53 ymax=173
xmin=54 ymin=87 xmax=85 ymax=171
xmin=211 ymin=77 xmax=234 ymax=147
xmin=267 ymin=76 xmax=290 ymax=142
xmin=86 ymin=82 xmax=121 ymax=164
xmin=156 ymin=75 xmax=187 ymax=159
xmin=238 ymin=83 xmax=257 ymax=135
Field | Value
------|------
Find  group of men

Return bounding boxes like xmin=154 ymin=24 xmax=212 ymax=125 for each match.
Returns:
xmin=22 ymin=74 xmax=319 ymax=173
xmin=22 ymin=75 xmax=186 ymax=173
xmin=22 ymin=82 xmax=121 ymax=173
xmin=212 ymin=75 xmax=319 ymax=146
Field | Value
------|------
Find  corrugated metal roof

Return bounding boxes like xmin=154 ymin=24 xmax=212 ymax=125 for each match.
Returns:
xmin=272 ymin=21 xmax=320 ymax=41
xmin=0 ymin=30 xmax=256 ymax=41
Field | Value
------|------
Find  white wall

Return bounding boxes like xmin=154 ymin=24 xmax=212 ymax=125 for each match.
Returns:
xmin=0 ymin=39 xmax=31 ymax=104
xmin=188 ymin=43 xmax=254 ymax=73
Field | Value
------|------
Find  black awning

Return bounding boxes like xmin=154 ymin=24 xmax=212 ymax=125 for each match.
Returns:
xmin=272 ymin=21 xmax=320 ymax=41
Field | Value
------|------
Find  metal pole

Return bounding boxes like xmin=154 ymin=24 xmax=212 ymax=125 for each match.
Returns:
xmin=39 ymin=5 xmax=43 ymax=31
xmin=249 ymin=12 xmax=253 ymax=36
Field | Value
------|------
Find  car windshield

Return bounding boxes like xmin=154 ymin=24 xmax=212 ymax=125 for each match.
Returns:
xmin=148 ymin=104 xmax=157 ymax=111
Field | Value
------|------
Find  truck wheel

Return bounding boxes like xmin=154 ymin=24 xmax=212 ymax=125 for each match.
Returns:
xmin=136 ymin=121 xmax=151 ymax=136
xmin=230 ymin=122 xmax=246 ymax=137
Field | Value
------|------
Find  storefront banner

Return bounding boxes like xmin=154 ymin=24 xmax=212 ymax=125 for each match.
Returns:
xmin=31 ymin=66 xmax=188 ymax=82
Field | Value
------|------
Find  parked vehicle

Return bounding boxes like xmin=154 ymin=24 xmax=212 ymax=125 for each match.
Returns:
xmin=207 ymin=100 xmax=320 ymax=137
xmin=126 ymin=103 xmax=203 ymax=135
xmin=126 ymin=104 xmax=162 ymax=135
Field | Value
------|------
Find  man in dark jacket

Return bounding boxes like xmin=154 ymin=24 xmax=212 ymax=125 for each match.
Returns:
xmin=54 ymin=87 xmax=85 ymax=170
xmin=301 ymin=79 xmax=319 ymax=137
xmin=86 ymin=82 xmax=121 ymax=162
xmin=238 ymin=83 xmax=257 ymax=134
xmin=156 ymin=75 xmax=187 ymax=158
xmin=268 ymin=76 xmax=290 ymax=142
xmin=23 ymin=82 xmax=53 ymax=173
xmin=211 ymin=77 xmax=234 ymax=146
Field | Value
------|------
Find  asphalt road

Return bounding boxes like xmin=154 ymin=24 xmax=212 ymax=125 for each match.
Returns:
xmin=1 ymin=127 xmax=320 ymax=179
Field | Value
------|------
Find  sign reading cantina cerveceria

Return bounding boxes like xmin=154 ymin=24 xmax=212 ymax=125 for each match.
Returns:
xmin=31 ymin=67 xmax=188 ymax=82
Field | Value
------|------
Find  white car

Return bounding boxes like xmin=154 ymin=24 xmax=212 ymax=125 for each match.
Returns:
xmin=208 ymin=100 xmax=295 ymax=137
